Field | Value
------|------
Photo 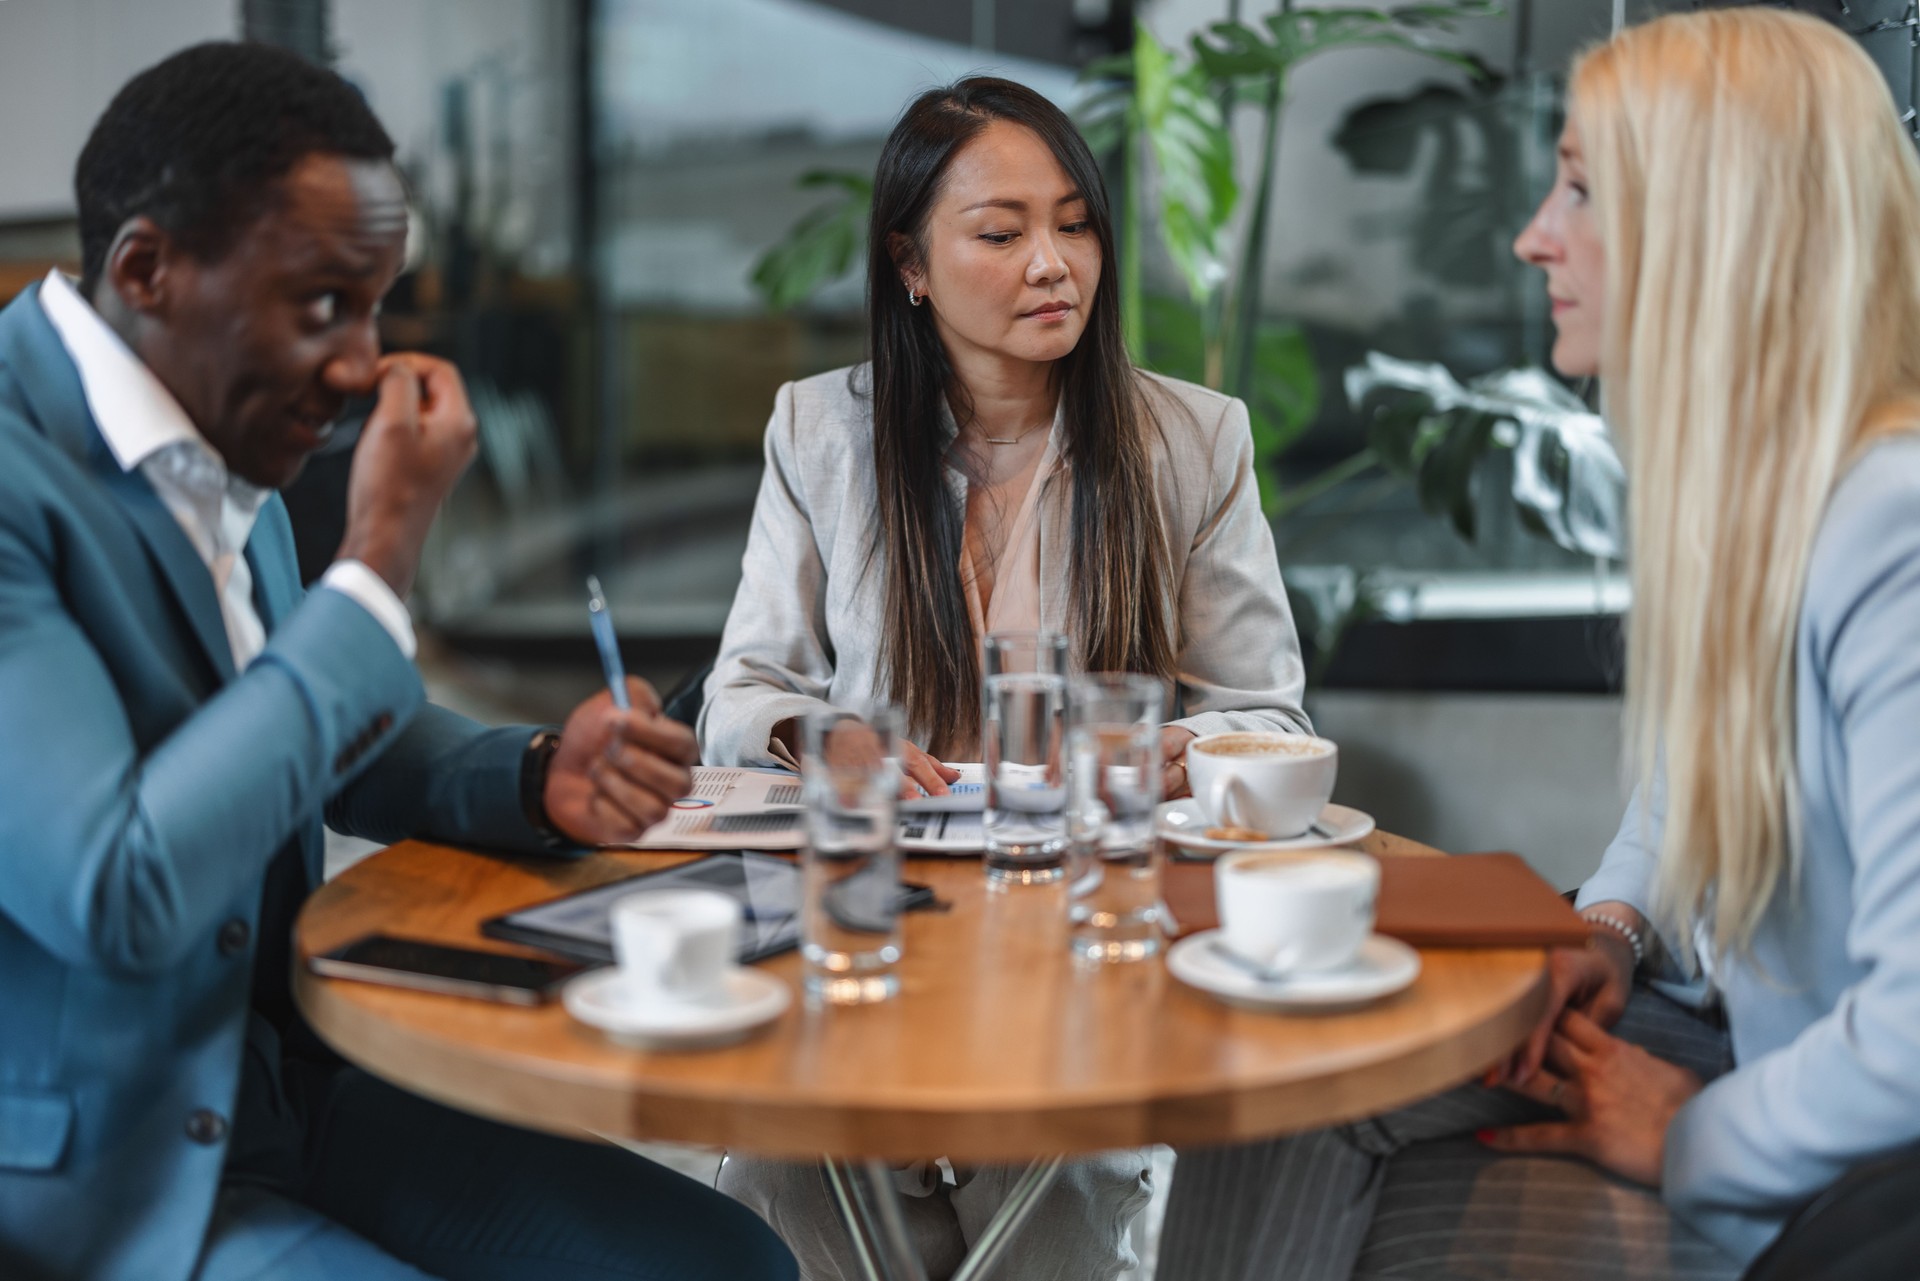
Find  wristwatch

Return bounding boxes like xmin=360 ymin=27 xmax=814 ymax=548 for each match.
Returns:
xmin=519 ymin=729 xmax=570 ymax=848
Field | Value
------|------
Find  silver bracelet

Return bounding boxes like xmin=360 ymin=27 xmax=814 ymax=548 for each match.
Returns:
xmin=1581 ymin=910 xmax=1645 ymax=969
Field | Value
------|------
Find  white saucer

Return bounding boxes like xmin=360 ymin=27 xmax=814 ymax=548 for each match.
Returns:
xmin=564 ymin=967 xmax=791 ymax=1050
xmin=1156 ymin=799 xmax=1375 ymax=854
xmin=1167 ymin=930 xmax=1420 ymax=1012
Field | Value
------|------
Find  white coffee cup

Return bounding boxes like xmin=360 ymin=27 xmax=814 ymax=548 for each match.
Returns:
xmin=609 ymin=888 xmax=741 ymax=1006
xmin=1185 ymin=732 xmax=1338 ymax=838
xmin=1215 ymin=849 xmax=1379 ymax=974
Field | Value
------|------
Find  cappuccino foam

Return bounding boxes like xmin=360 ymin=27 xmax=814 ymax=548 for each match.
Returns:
xmin=1193 ymin=733 xmax=1332 ymax=759
xmin=1230 ymin=851 xmax=1372 ymax=887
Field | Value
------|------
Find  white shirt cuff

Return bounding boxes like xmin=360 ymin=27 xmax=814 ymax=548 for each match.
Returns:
xmin=320 ymin=560 xmax=418 ymax=660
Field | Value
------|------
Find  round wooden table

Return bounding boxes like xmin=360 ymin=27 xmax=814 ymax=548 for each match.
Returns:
xmin=295 ymin=833 xmax=1547 ymax=1281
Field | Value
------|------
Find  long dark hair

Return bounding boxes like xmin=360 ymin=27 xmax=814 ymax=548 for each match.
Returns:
xmin=864 ymin=76 xmax=1175 ymax=746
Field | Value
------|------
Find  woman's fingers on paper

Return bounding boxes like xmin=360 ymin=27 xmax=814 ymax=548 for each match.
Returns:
xmin=901 ymin=742 xmax=951 ymax=796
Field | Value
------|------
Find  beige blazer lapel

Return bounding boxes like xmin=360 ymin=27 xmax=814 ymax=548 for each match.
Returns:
xmin=1036 ymin=462 xmax=1073 ymax=639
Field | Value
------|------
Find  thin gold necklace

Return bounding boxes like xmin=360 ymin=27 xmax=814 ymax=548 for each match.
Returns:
xmin=979 ymin=422 xmax=1049 ymax=445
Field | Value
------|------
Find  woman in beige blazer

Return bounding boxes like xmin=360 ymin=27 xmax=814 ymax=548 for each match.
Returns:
xmin=703 ymin=76 xmax=1310 ymax=1280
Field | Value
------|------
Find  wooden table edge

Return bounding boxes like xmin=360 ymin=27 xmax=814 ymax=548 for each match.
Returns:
xmin=300 ymin=974 xmax=1549 ymax=1163
xmin=297 ymin=853 xmax=1550 ymax=1163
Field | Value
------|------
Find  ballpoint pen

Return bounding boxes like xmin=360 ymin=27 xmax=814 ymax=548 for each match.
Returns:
xmin=585 ymin=575 xmax=631 ymax=712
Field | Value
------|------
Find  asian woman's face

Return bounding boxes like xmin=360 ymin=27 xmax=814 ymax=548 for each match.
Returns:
xmin=1515 ymin=117 xmax=1606 ymax=379
xmin=899 ymin=120 xmax=1100 ymax=374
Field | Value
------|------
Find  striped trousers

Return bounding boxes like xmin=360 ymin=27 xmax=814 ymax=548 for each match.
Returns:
xmin=1157 ymin=988 xmax=1744 ymax=1281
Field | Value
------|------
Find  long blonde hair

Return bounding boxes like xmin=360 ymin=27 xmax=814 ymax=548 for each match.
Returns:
xmin=1574 ymin=10 xmax=1920 ymax=959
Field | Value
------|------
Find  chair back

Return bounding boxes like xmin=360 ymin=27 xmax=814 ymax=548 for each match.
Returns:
xmin=662 ymin=658 xmax=715 ymax=729
xmin=1743 ymin=1144 xmax=1920 ymax=1280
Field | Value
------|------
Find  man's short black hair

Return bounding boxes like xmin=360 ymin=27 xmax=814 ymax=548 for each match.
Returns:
xmin=75 ymin=41 xmax=395 ymax=294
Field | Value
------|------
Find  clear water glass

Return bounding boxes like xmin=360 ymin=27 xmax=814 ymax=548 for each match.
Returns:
xmin=1066 ymin=674 xmax=1167 ymax=963
xmin=800 ymin=708 xmax=903 ymax=1005
xmin=982 ymin=631 xmax=1070 ymax=887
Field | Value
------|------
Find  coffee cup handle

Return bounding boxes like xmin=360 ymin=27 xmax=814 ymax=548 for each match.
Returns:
xmin=1210 ymin=777 xmax=1249 ymax=829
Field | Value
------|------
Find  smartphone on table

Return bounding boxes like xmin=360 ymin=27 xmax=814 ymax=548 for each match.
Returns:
xmin=309 ymin=935 xmax=591 ymax=1006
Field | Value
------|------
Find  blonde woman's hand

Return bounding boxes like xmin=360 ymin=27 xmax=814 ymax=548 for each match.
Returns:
xmin=1160 ymin=727 xmax=1197 ymax=800
xmin=1481 ymin=1009 xmax=1703 ymax=1188
xmin=900 ymin=740 xmax=961 ymax=800
xmin=1486 ymin=918 xmax=1636 ymax=1087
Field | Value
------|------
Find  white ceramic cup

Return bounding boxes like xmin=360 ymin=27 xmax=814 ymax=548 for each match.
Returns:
xmin=1185 ymin=732 xmax=1338 ymax=838
xmin=1215 ymin=848 xmax=1379 ymax=974
xmin=609 ymin=888 xmax=741 ymax=1005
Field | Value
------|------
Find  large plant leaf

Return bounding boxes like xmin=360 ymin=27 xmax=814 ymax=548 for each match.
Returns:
xmin=1194 ymin=3 xmax=1500 ymax=90
xmin=1132 ymin=26 xmax=1237 ymax=305
xmin=1140 ymin=292 xmax=1208 ymax=385
xmin=1075 ymin=76 xmax=1132 ymax=159
xmin=1247 ymin=322 xmax=1321 ymax=516
xmin=1333 ymin=82 xmax=1521 ymax=288
xmin=1346 ymin=352 xmax=1625 ymax=558
xmin=749 ymin=171 xmax=872 ymax=312
xmin=1416 ymin=408 xmax=1497 ymax=540
xmin=1192 ymin=20 xmax=1294 ymax=79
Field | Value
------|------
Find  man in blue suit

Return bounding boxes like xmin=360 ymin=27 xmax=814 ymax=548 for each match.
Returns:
xmin=0 ymin=42 xmax=795 ymax=1281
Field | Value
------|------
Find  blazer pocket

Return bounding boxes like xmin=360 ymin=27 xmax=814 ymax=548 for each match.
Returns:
xmin=0 ymin=1088 xmax=74 ymax=1171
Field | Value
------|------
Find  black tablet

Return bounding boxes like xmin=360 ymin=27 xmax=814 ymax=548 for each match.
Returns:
xmin=481 ymin=851 xmax=934 ymax=965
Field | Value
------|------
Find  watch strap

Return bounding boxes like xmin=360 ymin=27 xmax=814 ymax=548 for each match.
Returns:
xmin=519 ymin=729 xmax=569 ymax=847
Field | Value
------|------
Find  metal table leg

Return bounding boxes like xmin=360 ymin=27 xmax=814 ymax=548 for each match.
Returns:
xmin=823 ymin=1157 xmax=926 ymax=1281
xmin=949 ymin=1156 xmax=1067 ymax=1281
xmin=821 ymin=1154 xmax=1066 ymax=1281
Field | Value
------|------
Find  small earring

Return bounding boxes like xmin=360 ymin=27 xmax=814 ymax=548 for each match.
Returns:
xmin=907 ymin=286 xmax=923 ymax=307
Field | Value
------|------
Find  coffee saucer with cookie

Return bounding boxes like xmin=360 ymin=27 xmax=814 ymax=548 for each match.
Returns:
xmin=1156 ymin=799 xmax=1375 ymax=855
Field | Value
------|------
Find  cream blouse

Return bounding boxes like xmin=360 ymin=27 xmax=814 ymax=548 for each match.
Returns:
xmin=946 ymin=427 xmax=1064 ymax=759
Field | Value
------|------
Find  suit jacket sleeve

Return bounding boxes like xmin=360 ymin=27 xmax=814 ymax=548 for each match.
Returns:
xmin=1164 ymin=394 xmax=1312 ymax=739
xmin=699 ymin=381 xmax=842 ymax=766
xmin=0 ymin=515 xmax=423 ymax=976
xmin=1575 ymin=778 xmax=1700 ymax=989
xmin=1660 ymin=467 xmax=1920 ymax=1258
xmin=326 ymin=703 xmax=559 ymax=855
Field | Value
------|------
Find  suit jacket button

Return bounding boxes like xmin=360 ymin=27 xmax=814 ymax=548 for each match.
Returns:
xmin=186 ymin=1109 xmax=228 ymax=1145
xmin=217 ymin=919 xmax=251 ymax=956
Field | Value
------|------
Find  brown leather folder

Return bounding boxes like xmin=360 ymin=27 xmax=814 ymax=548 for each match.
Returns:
xmin=1162 ymin=851 xmax=1590 ymax=948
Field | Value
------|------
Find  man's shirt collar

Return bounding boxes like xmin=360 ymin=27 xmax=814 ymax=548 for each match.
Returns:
xmin=38 ymin=268 xmax=217 ymax=475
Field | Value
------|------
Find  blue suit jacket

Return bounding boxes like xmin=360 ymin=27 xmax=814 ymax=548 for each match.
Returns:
xmin=1579 ymin=435 xmax=1920 ymax=1263
xmin=0 ymin=285 xmax=563 ymax=1280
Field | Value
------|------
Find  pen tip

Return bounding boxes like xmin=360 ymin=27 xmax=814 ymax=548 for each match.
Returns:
xmin=586 ymin=574 xmax=604 ymax=600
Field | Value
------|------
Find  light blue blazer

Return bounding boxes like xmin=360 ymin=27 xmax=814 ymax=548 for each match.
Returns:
xmin=1578 ymin=435 xmax=1920 ymax=1264
xmin=0 ymin=285 xmax=559 ymax=1280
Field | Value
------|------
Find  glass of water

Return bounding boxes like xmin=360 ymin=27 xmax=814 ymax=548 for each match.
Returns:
xmin=982 ymin=631 xmax=1070 ymax=887
xmin=800 ymin=707 xmax=903 ymax=1005
xmin=1066 ymin=674 xmax=1167 ymax=962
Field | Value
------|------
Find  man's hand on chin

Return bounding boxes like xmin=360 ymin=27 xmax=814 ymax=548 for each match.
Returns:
xmin=542 ymin=677 xmax=699 ymax=845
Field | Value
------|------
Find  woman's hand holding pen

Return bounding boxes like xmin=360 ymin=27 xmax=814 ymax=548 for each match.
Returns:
xmin=544 ymin=677 xmax=700 ymax=844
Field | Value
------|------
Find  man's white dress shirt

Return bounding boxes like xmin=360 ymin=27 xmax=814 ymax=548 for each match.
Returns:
xmin=37 ymin=270 xmax=414 ymax=670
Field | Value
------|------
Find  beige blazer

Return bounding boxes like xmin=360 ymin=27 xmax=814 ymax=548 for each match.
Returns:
xmin=698 ymin=364 xmax=1311 ymax=765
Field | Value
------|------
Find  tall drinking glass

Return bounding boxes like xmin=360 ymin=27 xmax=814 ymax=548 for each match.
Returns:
xmin=800 ymin=708 xmax=903 ymax=1005
xmin=982 ymin=631 xmax=1070 ymax=886
xmin=1066 ymin=674 xmax=1167 ymax=962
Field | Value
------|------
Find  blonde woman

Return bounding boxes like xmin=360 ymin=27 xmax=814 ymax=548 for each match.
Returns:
xmin=1159 ymin=10 xmax=1920 ymax=1278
